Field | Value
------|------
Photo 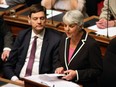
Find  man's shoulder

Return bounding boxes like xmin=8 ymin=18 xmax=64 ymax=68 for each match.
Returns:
xmin=18 ymin=28 xmax=31 ymax=35
xmin=16 ymin=28 xmax=31 ymax=39
xmin=45 ymin=28 xmax=63 ymax=42
xmin=45 ymin=28 xmax=63 ymax=36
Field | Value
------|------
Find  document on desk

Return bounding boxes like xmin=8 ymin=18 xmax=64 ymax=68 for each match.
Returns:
xmin=24 ymin=74 xmax=80 ymax=87
xmin=46 ymin=10 xmax=63 ymax=19
xmin=88 ymin=25 xmax=116 ymax=37
xmin=0 ymin=4 xmax=9 ymax=8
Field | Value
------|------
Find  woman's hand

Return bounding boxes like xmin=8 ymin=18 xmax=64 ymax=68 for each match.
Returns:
xmin=55 ymin=67 xmax=64 ymax=74
xmin=62 ymin=70 xmax=77 ymax=81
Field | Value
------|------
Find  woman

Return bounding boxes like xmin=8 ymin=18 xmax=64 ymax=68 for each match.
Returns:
xmin=55 ymin=10 xmax=103 ymax=87
xmin=96 ymin=0 xmax=116 ymax=29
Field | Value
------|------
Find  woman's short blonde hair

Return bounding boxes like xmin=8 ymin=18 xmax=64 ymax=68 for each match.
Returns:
xmin=63 ymin=10 xmax=84 ymax=26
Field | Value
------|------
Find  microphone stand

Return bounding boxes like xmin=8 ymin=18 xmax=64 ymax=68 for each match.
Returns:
xmin=106 ymin=0 xmax=109 ymax=38
xmin=51 ymin=0 xmax=54 ymax=24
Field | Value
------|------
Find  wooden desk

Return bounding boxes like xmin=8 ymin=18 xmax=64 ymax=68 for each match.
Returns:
xmin=0 ymin=77 xmax=24 ymax=87
xmin=4 ymin=9 xmax=114 ymax=43
xmin=0 ymin=4 xmax=25 ymax=16
xmin=3 ymin=6 xmax=29 ymax=36
xmin=23 ymin=78 xmax=48 ymax=87
xmin=23 ymin=75 xmax=82 ymax=87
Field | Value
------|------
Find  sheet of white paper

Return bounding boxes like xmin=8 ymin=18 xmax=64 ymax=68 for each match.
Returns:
xmin=46 ymin=10 xmax=62 ymax=18
xmin=88 ymin=25 xmax=102 ymax=31
xmin=1 ymin=83 xmax=21 ymax=87
xmin=96 ymin=28 xmax=116 ymax=37
xmin=38 ymin=74 xmax=66 ymax=81
xmin=88 ymin=25 xmax=116 ymax=37
xmin=0 ymin=4 xmax=9 ymax=8
xmin=24 ymin=74 xmax=80 ymax=87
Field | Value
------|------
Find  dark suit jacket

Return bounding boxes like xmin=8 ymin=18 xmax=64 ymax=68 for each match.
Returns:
xmin=3 ymin=28 xmax=62 ymax=79
xmin=58 ymin=30 xmax=103 ymax=87
xmin=99 ymin=38 xmax=116 ymax=87
xmin=0 ymin=17 xmax=13 ymax=68
xmin=0 ymin=17 xmax=13 ymax=55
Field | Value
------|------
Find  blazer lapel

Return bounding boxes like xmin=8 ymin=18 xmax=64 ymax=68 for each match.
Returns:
xmin=64 ymin=37 xmax=71 ymax=70
xmin=39 ymin=30 xmax=49 ymax=72
xmin=22 ymin=31 xmax=31 ymax=59
xmin=64 ymin=31 xmax=88 ymax=69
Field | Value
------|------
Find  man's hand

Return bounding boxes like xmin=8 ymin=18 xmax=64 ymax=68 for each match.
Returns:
xmin=1 ymin=50 xmax=10 ymax=61
xmin=96 ymin=18 xmax=115 ymax=29
xmin=96 ymin=18 xmax=107 ymax=29
xmin=0 ymin=0 xmax=3 ymax=4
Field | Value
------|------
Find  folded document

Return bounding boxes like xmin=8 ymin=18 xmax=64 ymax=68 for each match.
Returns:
xmin=24 ymin=74 xmax=80 ymax=87
xmin=0 ymin=4 xmax=9 ymax=8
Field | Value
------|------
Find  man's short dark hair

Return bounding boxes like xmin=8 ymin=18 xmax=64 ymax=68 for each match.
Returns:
xmin=29 ymin=4 xmax=46 ymax=17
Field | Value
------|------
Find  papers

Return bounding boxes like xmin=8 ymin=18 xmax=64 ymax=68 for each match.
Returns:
xmin=24 ymin=74 xmax=80 ymax=87
xmin=0 ymin=4 xmax=9 ymax=8
xmin=38 ymin=74 xmax=66 ymax=81
xmin=46 ymin=10 xmax=63 ymax=19
xmin=47 ymin=73 xmax=66 ymax=77
xmin=1 ymin=83 xmax=21 ymax=87
xmin=88 ymin=25 xmax=102 ymax=31
xmin=88 ymin=25 xmax=116 ymax=37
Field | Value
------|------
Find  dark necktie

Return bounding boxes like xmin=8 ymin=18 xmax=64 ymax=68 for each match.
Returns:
xmin=25 ymin=36 xmax=38 ymax=76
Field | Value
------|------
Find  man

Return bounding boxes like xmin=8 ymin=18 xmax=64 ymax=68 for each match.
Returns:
xmin=96 ymin=0 xmax=116 ymax=29
xmin=99 ymin=38 xmax=116 ymax=87
xmin=3 ymin=4 xmax=61 ymax=84
xmin=0 ymin=17 xmax=13 ymax=73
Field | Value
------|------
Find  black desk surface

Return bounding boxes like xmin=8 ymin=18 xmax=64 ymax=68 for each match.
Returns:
xmin=84 ymin=18 xmax=99 ymax=28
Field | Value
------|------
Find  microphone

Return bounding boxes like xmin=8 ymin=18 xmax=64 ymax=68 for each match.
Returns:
xmin=106 ymin=0 xmax=109 ymax=38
